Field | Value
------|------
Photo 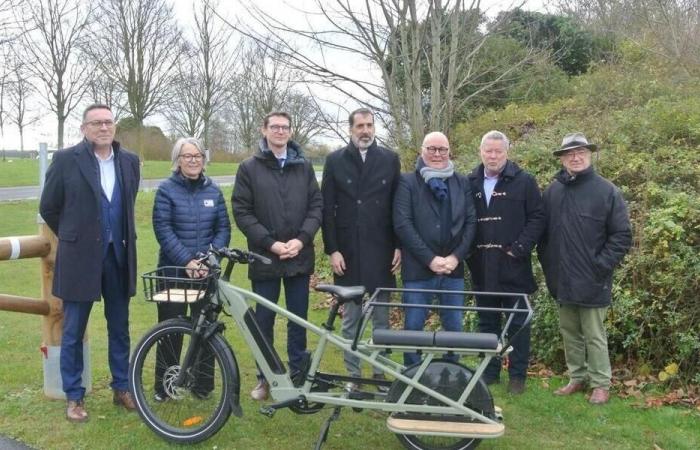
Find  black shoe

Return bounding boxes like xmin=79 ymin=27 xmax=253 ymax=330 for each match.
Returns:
xmin=154 ymin=392 xmax=169 ymax=402
xmin=507 ymin=377 xmax=526 ymax=395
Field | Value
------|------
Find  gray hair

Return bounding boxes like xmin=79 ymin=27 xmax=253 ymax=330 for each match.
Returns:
xmin=171 ymin=137 xmax=208 ymax=171
xmin=480 ymin=130 xmax=510 ymax=150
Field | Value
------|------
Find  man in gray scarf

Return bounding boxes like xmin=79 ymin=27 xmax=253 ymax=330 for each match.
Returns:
xmin=393 ymin=132 xmax=477 ymax=366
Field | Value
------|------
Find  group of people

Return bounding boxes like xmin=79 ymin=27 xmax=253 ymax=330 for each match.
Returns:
xmin=39 ymin=103 xmax=631 ymax=423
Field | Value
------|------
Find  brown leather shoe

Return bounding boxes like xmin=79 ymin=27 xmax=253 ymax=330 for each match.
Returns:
xmin=250 ymin=380 xmax=269 ymax=401
xmin=113 ymin=390 xmax=136 ymax=410
xmin=554 ymin=382 xmax=586 ymax=396
xmin=589 ymin=388 xmax=610 ymax=405
xmin=66 ymin=400 xmax=88 ymax=423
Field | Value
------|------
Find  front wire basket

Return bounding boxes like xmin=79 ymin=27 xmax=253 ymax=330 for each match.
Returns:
xmin=142 ymin=266 xmax=215 ymax=304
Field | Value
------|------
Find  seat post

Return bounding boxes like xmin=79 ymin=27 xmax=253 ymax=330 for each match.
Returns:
xmin=322 ymin=302 xmax=341 ymax=331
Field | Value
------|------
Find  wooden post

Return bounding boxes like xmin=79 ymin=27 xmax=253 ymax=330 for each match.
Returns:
xmin=40 ymin=223 xmax=62 ymax=348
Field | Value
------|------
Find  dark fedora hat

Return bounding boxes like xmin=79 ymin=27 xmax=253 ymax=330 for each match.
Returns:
xmin=553 ymin=132 xmax=598 ymax=156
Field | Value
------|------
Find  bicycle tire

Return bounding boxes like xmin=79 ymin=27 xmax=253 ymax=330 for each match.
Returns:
xmin=386 ymin=360 xmax=495 ymax=450
xmin=129 ymin=318 xmax=236 ymax=444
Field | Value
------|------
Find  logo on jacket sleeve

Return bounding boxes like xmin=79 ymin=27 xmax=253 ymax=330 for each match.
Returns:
xmin=203 ymin=199 xmax=214 ymax=207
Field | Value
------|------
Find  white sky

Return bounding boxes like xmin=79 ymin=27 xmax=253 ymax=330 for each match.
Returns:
xmin=0 ymin=0 xmax=547 ymax=151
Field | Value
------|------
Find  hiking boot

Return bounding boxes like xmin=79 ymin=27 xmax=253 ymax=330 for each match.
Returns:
xmin=589 ymin=388 xmax=610 ymax=405
xmin=66 ymin=399 xmax=88 ymax=423
xmin=113 ymin=390 xmax=136 ymax=411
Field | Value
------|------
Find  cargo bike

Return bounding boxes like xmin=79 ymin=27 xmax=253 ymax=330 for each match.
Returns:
xmin=129 ymin=247 xmax=532 ymax=449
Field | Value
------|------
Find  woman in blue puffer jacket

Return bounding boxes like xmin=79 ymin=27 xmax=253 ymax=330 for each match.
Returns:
xmin=151 ymin=137 xmax=231 ymax=400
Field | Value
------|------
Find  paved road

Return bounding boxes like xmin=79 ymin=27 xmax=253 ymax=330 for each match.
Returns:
xmin=0 ymin=175 xmax=237 ymax=202
xmin=0 ymin=172 xmax=323 ymax=202
xmin=0 ymin=437 xmax=33 ymax=450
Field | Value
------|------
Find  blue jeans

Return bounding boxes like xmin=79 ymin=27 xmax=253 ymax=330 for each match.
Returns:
xmin=61 ymin=245 xmax=130 ymax=400
xmin=252 ymin=275 xmax=309 ymax=380
xmin=403 ymin=276 xmax=464 ymax=366
xmin=476 ymin=295 xmax=531 ymax=381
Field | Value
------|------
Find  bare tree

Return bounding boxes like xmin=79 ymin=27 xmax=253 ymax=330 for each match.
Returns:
xmin=226 ymin=69 xmax=259 ymax=152
xmin=165 ymin=62 xmax=205 ymax=138
xmin=92 ymin=0 xmax=185 ymax=127
xmin=6 ymin=55 xmax=39 ymax=151
xmin=222 ymin=0 xmax=536 ymax=153
xmin=0 ymin=46 xmax=10 ymax=151
xmin=285 ymin=90 xmax=329 ymax=147
xmin=222 ymin=38 xmax=331 ymax=153
xmin=17 ymin=0 xmax=93 ymax=149
xmin=1 ymin=0 xmax=21 ymax=45
xmin=556 ymin=0 xmax=700 ymax=75
xmin=86 ymin=72 xmax=123 ymax=118
xmin=192 ymin=0 xmax=237 ymax=149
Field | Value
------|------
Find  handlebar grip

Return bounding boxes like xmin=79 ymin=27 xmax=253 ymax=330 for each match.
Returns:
xmin=248 ymin=251 xmax=272 ymax=265
xmin=216 ymin=247 xmax=272 ymax=265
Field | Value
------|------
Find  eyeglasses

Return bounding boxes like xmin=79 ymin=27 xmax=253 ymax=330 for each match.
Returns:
xmin=179 ymin=154 xmax=204 ymax=162
xmin=561 ymin=149 xmax=589 ymax=159
xmin=268 ymin=124 xmax=291 ymax=132
xmin=85 ymin=120 xmax=115 ymax=128
xmin=423 ymin=146 xmax=450 ymax=155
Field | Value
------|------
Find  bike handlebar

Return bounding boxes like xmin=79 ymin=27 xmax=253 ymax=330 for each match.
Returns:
xmin=197 ymin=246 xmax=272 ymax=267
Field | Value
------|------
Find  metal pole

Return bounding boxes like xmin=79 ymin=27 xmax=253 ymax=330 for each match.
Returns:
xmin=38 ymin=142 xmax=48 ymax=197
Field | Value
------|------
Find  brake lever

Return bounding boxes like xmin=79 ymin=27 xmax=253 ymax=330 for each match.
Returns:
xmin=248 ymin=251 xmax=272 ymax=265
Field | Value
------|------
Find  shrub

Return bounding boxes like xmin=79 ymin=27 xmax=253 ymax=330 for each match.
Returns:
xmin=449 ymin=50 xmax=700 ymax=381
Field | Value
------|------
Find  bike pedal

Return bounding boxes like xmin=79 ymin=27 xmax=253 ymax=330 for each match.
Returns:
xmin=259 ymin=406 xmax=276 ymax=418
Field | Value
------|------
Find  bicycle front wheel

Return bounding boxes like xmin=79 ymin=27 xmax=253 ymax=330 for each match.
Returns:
xmin=129 ymin=318 xmax=236 ymax=444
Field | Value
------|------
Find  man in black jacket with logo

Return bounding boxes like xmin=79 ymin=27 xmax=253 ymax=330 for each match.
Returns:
xmin=467 ymin=130 xmax=545 ymax=394
xmin=232 ymin=111 xmax=322 ymax=401
xmin=539 ymin=132 xmax=631 ymax=405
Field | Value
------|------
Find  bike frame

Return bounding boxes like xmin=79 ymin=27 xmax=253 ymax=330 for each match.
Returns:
xmin=212 ymin=279 xmax=532 ymax=438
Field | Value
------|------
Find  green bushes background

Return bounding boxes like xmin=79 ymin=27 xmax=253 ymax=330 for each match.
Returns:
xmin=451 ymin=42 xmax=700 ymax=383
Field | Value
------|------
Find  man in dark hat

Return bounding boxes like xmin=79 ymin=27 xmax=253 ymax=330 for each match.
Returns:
xmin=538 ymin=132 xmax=632 ymax=405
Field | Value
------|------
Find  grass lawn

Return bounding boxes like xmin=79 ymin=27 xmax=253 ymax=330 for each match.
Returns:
xmin=0 ymin=192 xmax=698 ymax=449
xmin=0 ymin=159 xmax=238 ymax=187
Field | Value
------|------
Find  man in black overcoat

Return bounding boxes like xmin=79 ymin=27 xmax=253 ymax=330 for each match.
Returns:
xmin=321 ymin=108 xmax=401 ymax=387
xmin=40 ymin=104 xmax=140 ymax=421
xmin=467 ymin=130 xmax=545 ymax=394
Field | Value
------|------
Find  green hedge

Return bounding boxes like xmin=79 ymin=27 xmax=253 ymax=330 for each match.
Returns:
xmin=451 ymin=43 xmax=700 ymax=383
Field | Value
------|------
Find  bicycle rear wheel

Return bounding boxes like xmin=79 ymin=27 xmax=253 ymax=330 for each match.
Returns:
xmin=129 ymin=318 xmax=236 ymax=444
xmin=386 ymin=360 xmax=495 ymax=450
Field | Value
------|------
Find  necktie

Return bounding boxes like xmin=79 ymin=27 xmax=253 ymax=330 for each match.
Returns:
xmin=278 ymin=158 xmax=285 ymax=168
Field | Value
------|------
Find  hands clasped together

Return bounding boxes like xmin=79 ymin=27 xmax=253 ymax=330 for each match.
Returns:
xmin=270 ymin=239 xmax=304 ymax=260
xmin=429 ymin=254 xmax=458 ymax=275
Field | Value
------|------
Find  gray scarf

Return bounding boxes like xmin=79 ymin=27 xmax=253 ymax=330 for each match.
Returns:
xmin=420 ymin=160 xmax=454 ymax=201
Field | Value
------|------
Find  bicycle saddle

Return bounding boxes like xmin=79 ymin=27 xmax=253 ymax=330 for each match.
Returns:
xmin=315 ymin=284 xmax=365 ymax=303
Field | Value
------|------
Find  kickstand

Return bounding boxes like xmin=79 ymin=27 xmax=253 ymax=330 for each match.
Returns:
xmin=313 ymin=406 xmax=342 ymax=450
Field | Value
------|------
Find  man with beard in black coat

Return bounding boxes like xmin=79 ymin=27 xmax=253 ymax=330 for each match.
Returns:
xmin=321 ymin=108 xmax=401 ymax=390
xmin=467 ymin=130 xmax=545 ymax=394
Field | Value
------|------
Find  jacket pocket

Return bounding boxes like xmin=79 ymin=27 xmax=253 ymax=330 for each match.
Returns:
xmin=58 ymin=231 xmax=78 ymax=242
